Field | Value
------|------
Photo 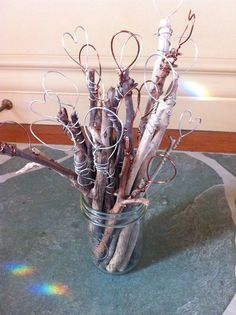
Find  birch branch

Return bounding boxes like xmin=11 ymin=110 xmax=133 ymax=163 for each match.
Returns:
xmin=139 ymin=19 xmax=172 ymax=138
xmin=151 ymin=18 xmax=172 ymax=83
xmin=125 ymin=99 xmax=167 ymax=195
xmin=134 ymin=77 xmax=179 ymax=188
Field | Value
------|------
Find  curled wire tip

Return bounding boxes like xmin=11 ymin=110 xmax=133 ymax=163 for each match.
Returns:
xmin=153 ymin=0 xmax=184 ymax=20
xmin=177 ymin=10 xmax=196 ymax=53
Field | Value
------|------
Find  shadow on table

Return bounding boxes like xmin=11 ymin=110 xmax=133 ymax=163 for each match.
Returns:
xmin=136 ymin=190 xmax=234 ymax=271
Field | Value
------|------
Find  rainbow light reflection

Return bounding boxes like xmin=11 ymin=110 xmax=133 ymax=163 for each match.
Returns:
xmin=3 ymin=262 xmax=35 ymax=276
xmin=29 ymin=283 xmax=69 ymax=296
xmin=180 ymin=80 xmax=210 ymax=97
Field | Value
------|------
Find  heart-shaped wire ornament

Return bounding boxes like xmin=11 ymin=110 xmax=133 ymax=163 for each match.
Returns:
xmin=111 ymin=30 xmax=141 ymax=73
xmin=147 ymin=152 xmax=177 ymax=185
xmin=62 ymin=25 xmax=89 ymax=71
xmin=42 ymin=70 xmax=80 ymax=110
xmin=83 ymin=107 xmax=124 ymax=152
xmin=177 ymin=109 xmax=202 ymax=144
xmin=29 ymin=92 xmax=62 ymax=119
xmin=144 ymin=52 xmax=178 ymax=102
xmin=29 ymin=93 xmax=78 ymax=151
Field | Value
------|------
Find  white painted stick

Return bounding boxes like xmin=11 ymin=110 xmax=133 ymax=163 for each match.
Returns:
xmin=151 ymin=18 xmax=172 ymax=84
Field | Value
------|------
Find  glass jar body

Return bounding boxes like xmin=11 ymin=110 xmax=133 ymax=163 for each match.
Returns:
xmin=80 ymin=195 xmax=146 ymax=275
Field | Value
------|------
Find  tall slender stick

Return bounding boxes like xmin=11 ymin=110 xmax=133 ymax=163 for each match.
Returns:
xmin=0 ymin=142 xmax=90 ymax=196
xmin=139 ymin=19 xmax=172 ymax=138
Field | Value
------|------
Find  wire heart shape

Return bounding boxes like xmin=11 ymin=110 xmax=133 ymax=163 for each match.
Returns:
xmin=178 ymin=109 xmax=202 ymax=140
xmin=42 ymin=71 xmax=80 ymax=110
xmin=29 ymin=92 xmax=62 ymax=119
xmin=29 ymin=94 xmax=77 ymax=151
xmin=62 ymin=27 xmax=103 ymax=100
xmin=144 ymin=53 xmax=178 ymax=102
xmin=111 ymin=30 xmax=141 ymax=73
xmin=62 ymin=25 xmax=89 ymax=71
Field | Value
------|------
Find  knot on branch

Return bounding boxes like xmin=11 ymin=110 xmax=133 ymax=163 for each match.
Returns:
xmin=0 ymin=142 xmax=16 ymax=156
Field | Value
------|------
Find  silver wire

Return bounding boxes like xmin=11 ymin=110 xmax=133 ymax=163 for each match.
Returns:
xmin=175 ymin=109 xmax=202 ymax=148
xmin=118 ymin=33 xmax=142 ymax=72
xmin=42 ymin=70 xmax=80 ymax=110
xmin=29 ymin=92 xmax=62 ymax=119
xmin=170 ymin=37 xmax=199 ymax=74
xmin=143 ymin=52 xmax=178 ymax=102
xmin=62 ymin=25 xmax=89 ymax=71
xmin=152 ymin=0 xmax=184 ymax=20
xmin=85 ymin=68 xmax=105 ymax=102
xmin=30 ymin=118 xmax=77 ymax=152
xmin=83 ymin=106 xmax=124 ymax=151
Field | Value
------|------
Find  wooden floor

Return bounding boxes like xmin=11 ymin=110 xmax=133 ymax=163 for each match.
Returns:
xmin=0 ymin=123 xmax=236 ymax=153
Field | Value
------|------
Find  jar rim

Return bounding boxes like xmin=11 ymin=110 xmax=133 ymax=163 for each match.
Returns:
xmin=80 ymin=194 xmax=147 ymax=228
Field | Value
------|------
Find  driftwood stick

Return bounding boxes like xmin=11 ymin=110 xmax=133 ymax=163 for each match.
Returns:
xmin=92 ymin=134 xmax=148 ymax=265
xmin=106 ymin=87 xmax=124 ymax=174
xmin=139 ymin=19 xmax=173 ymax=140
xmin=121 ymin=69 xmax=137 ymax=155
xmin=71 ymin=111 xmax=87 ymax=152
xmin=0 ymin=142 xmax=90 ymax=196
xmin=126 ymin=57 xmax=178 ymax=195
xmin=87 ymin=69 xmax=97 ymax=167
xmin=106 ymin=221 xmax=140 ymax=273
xmin=138 ymin=19 xmax=172 ymax=139
xmin=125 ymin=99 xmax=168 ymax=195
xmin=131 ymin=137 xmax=177 ymax=200
xmin=138 ymin=65 xmax=171 ymax=139
xmin=57 ymin=108 xmax=92 ymax=187
xmin=117 ymin=223 xmax=140 ymax=272
xmin=99 ymin=229 xmax=120 ymax=268
xmin=124 ymin=94 xmax=135 ymax=154
xmin=104 ymin=159 xmax=115 ymax=212
xmin=100 ymin=98 xmax=116 ymax=210
xmin=151 ymin=18 xmax=172 ymax=83
xmin=134 ymin=77 xmax=179 ymax=188
xmin=91 ymin=149 xmax=108 ymax=211
xmin=93 ymin=135 xmax=131 ymax=257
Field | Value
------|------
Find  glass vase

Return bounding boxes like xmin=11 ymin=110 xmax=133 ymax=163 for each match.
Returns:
xmin=80 ymin=195 xmax=146 ymax=275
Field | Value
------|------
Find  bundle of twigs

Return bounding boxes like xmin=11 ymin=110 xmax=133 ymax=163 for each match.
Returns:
xmin=0 ymin=11 xmax=199 ymax=273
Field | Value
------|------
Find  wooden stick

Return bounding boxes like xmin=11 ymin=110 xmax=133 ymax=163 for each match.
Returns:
xmin=58 ymin=108 xmax=92 ymax=187
xmin=125 ymin=99 xmax=168 ymax=195
xmin=106 ymin=221 xmax=139 ymax=272
xmin=86 ymin=69 xmax=97 ymax=169
xmin=122 ymin=69 xmax=137 ymax=155
xmin=134 ymin=77 xmax=179 ymax=188
xmin=151 ymin=18 xmax=172 ymax=83
xmin=139 ymin=19 xmax=172 ymax=139
xmin=91 ymin=149 xmax=108 ymax=211
xmin=0 ymin=142 xmax=90 ymax=196
xmin=106 ymin=221 xmax=140 ymax=273
xmin=103 ymin=78 xmax=179 ymax=272
xmin=91 ymin=134 xmax=148 ymax=264
xmin=93 ymin=135 xmax=131 ymax=257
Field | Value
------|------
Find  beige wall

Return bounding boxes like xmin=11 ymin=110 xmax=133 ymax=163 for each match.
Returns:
xmin=0 ymin=0 xmax=236 ymax=131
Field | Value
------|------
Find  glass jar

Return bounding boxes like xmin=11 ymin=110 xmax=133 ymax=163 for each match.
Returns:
xmin=80 ymin=195 xmax=146 ymax=275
